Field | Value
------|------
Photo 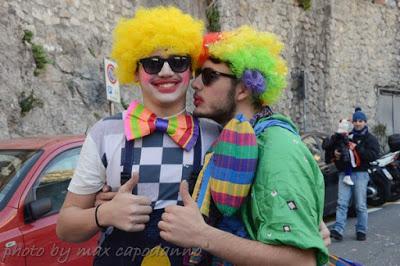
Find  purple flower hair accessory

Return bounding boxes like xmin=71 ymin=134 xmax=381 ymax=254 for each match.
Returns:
xmin=242 ymin=69 xmax=266 ymax=95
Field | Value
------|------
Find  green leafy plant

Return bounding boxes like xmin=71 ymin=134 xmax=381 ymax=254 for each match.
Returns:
xmin=93 ymin=112 xmax=102 ymax=120
xmin=19 ymin=91 xmax=44 ymax=116
xmin=22 ymin=30 xmax=33 ymax=44
xmin=32 ymin=44 xmax=50 ymax=75
xmin=21 ymin=30 xmax=51 ymax=76
xmin=88 ymin=47 xmax=96 ymax=58
xmin=206 ymin=0 xmax=221 ymax=32
xmin=297 ymin=0 xmax=312 ymax=10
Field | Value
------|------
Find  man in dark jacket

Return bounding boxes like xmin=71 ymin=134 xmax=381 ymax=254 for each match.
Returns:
xmin=329 ymin=108 xmax=380 ymax=241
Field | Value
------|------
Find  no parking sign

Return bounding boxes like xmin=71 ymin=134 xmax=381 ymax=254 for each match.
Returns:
xmin=104 ymin=58 xmax=120 ymax=104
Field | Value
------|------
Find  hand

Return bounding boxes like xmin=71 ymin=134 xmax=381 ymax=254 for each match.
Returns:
xmin=158 ymin=180 xmax=209 ymax=248
xmin=334 ymin=149 xmax=341 ymax=160
xmin=319 ymin=221 xmax=331 ymax=247
xmin=348 ymin=142 xmax=357 ymax=150
xmin=95 ymin=184 xmax=116 ymax=207
xmin=99 ymin=173 xmax=152 ymax=232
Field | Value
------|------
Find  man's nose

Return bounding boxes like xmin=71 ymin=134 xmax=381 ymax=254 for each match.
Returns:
xmin=158 ymin=61 xmax=174 ymax=76
xmin=191 ymin=75 xmax=202 ymax=91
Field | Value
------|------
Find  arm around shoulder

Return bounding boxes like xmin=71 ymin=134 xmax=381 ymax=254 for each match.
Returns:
xmin=199 ymin=224 xmax=316 ymax=266
xmin=158 ymin=180 xmax=317 ymax=266
xmin=56 ymin=132 xmax=106 ymax=242
xmin=56 ymin=192 xmax=100 ymax=243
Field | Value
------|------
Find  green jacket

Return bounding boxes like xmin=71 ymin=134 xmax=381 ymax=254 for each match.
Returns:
xmin=241 ymin=114 xmax=328 ymax=265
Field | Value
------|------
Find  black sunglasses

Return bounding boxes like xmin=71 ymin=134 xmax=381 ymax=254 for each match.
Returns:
xmin=138 ymin=55 xmax=191 ymax=74
xmin=196 ymin=67 xmax=237 ymax=86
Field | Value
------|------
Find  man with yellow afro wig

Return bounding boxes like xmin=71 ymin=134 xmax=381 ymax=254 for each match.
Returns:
xmin=111 ymin=6 xmax=203 ymax=84
xmin=57 ymin=6 xmax=220 ymax=266
xmin=158 ymin=26 xmax=329 ymax=266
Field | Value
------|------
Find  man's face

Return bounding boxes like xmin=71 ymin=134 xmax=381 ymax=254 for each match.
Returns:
xmin=352 ymin=119 xmax=367 ymax=131
xmin=137 ymin=51 xmax=192 ymax=114
xmin=192 ymin=60 xmax=237 ymax=124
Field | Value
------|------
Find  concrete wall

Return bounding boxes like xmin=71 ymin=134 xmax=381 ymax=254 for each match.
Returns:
xmin=219 ymin=0 xmax=400 ymax=133
xmin=0 ymin=0 xmax=399 ymax=139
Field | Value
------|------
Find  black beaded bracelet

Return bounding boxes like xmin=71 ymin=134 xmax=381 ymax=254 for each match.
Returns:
xmin=95 ymin=204 xmax=107 ymax=232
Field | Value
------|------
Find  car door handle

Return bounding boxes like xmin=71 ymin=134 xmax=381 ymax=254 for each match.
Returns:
xmin=5 ymin=241 xmax=17 ymax=248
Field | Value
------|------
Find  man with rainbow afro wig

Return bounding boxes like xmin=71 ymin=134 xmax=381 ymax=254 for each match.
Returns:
xmin=57 ymin=6 xmax=220 ymax=266
xmin=158 ymin=26 xmax=329 ymax=265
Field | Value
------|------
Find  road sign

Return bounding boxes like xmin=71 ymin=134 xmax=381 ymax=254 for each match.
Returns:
xmin=104 ymin=58 xmax=120 ymax=104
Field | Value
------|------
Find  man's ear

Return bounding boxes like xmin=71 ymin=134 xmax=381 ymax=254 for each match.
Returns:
xmin=236 ymin=83 xmax=252 ymax=102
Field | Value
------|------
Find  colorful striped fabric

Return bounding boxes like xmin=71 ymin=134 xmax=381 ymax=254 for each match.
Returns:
xmin=193 ymin=113 xmax=258 ymax=217
xmin=124 ymin=100 xmax=199 ymax=151
xmin=190 ymin=114 xmax=258 ymax=265
xmin=328 ymin=254 xmax=364 ymax=266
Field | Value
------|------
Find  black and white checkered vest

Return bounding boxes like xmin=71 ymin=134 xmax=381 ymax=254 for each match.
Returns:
xmin=93 ymin=112 xmax=219 ymax=266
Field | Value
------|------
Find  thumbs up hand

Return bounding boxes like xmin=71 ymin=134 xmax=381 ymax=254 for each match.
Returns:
xmin=95 ymin=184 xmax=115 ymax=207
xmin=179 ymin=179 xmax=197 ymax=207
xmin=158 ymin=180 xmax=209 ymax=248
xmin=98 ymin=173 xmax=152 ymax=232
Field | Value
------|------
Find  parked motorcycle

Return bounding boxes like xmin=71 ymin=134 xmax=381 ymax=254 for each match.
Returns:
xmin=367 ymin=134 xmax=400 ymax=206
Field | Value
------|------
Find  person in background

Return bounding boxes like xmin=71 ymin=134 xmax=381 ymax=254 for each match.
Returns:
xmin=329 ymin=107 xmax=380 ymax=241
xmin=323 ymin=118 xmax=357 ymax=186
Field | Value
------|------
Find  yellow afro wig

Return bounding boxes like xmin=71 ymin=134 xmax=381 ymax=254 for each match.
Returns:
xmin=206 ymin=26 xmax=288 ymax=106
xmin=111 ymin=6 xmax=204 ymax=85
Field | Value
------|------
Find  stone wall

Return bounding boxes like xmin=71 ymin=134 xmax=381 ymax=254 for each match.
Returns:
xmin=219 ymin=0 xmax=400 ymax=131
xmin=327 ymin=1 xmax=400 ymax=132
xmin=0 ymin=0 xmax=399 ymax=139
xmin=0 ymin=0 xmax=206 ymax=139
xmin=219 ymin=0 xmax=400 ymax=133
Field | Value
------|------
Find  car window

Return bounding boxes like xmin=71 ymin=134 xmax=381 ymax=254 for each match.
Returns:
xmin=31 ymin=147 xmax=81 ymax=215
xmin=0 ymin=150 xmax=41 ymax=211
xmin=303 ymin=136 xmax=323 ymax=163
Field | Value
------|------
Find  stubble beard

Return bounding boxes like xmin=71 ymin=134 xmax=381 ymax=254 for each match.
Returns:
xmin=194 ymin=87 xmax=236 ymax=126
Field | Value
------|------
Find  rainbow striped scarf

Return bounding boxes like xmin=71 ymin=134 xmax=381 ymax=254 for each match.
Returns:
xmin=189 ymin=114 xmax=258 ymax=265
xmin=193 ymin=113 xmax=258 ymax=218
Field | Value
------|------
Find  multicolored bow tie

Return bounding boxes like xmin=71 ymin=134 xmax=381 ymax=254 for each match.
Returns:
xmin=124 ymin=100 xmax=199 ymax=151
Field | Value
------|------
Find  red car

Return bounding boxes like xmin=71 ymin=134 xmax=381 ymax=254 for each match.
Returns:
xmin=0 ymin=136 xmax=97 ymax=265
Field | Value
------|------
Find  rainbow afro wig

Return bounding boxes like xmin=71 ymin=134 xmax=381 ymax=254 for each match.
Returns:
xmin=111 ymin=6 xmax=204 ymax=85
xmin=202 ymin=26 xmax=288 ymax=106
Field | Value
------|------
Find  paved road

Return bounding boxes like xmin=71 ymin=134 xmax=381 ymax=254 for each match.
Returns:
xmin=327 ymin=201 xmax=400 ymax=266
